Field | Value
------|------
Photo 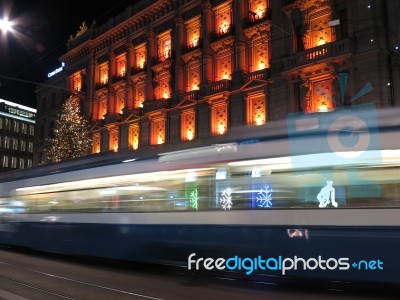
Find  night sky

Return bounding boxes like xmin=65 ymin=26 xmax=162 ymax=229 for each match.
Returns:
xmin=0 ymin=0 xmax=136 ymax=109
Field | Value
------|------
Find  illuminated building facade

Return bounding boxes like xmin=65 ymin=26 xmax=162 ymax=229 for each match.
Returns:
xmin=34 ymin=0 xmax=400 ymax=164
xmin=0 ymin=100 xmax=36 ymax=172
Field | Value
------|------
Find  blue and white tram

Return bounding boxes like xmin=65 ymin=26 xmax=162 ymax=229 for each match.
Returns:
xmin=0 ymin=105 xmax=400 ymax=286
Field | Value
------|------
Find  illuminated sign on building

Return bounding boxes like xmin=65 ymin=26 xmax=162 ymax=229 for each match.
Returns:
xmin=48 ymin=62 xmax=65 ymax=78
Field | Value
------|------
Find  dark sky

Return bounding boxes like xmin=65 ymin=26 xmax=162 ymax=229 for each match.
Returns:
xmin=0 ymin=0 xmax=136 ymax=109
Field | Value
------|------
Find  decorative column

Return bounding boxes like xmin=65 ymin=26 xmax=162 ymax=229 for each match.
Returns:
xmin=101 ymin=128 xmax=110 ymax=151
xmin=174 ymin=16 xmax=185 ymax=95
xmin=108 ymin=51 xmax=116 ymax=114
xmin=232 ymin=0 xmax=246 ymax=89
xmin=300 ymin=80 xmax=311 ymax=113
xmin=109 ymin=51 xmax=116 ymax=81
xmin=140 ymin=117 xmax=150 ymax=146
xmin=146 ymin=30 xmax=156 ymax=101
xmin=119 ymin=123 xmax=129 ymax=150
xmin=127 ymin=41 xmax=135 ymax=77
xmin=289 ymin=81 xmax=296 ymax=113
xmin=168 ymin=110 xmax=181 ymax=143
xmin=87 ymin=50 xmax=96 ymax=121
xmin=201 ymin=0 xmax=213 ymax=89
xmin=197 ymin=101 xmax=211 ymax=138
xmin=126 ymin=41 xmax=135 ymax=109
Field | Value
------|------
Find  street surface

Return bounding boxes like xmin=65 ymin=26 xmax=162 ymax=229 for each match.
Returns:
xmin=0 ymin=246 xmax=397 ymax=300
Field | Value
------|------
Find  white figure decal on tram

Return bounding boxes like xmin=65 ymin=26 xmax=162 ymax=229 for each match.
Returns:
xmin=317 ymin=180 xmax=338 ymax=208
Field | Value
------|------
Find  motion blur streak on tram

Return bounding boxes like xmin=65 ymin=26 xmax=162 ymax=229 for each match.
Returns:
xmin=0 ymin=105 xmax=399 ymax=286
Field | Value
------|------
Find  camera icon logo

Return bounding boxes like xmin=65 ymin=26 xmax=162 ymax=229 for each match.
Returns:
xmin=286 ymin=103 xmax=381 ymax=168
xmin=286 ymin=103 xmax=382 ymax=203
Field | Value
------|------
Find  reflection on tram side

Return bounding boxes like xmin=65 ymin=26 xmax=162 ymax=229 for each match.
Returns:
xmin=7 ymin=149 xmax=400 ymax=213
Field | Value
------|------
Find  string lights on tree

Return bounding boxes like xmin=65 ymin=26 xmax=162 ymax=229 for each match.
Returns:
xmin=46 ymin=96 xmax=92 ymax=162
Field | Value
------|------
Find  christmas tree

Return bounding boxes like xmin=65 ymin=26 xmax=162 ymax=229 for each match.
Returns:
xmin=46 ymin=96 xmax=92 ymax=162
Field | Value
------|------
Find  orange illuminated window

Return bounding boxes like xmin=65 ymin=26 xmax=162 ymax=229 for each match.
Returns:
xmin=158 ymin=31 xmax=172 ymax=61
xmin=92 ymin=133 xmax=101 ymax=153
xmin=99 ymin=63 xmax=109 ymax=85
xmin=135 ymin=43 xmax=147 ymax=70
xmin=164 ymin=40 xmax=171 ymax=59
xmin=129 ymin=124 xmax=140 ymax=150
xmin=151 ymin=118 xmax=165 ymax=145
xmin=109 ymin=129 xmax=119 ymax=152
xmin=253 ymin=41 xmax=269 ymax=71
xmin=156 ymin=78 xmax=171 ymax=100
xmin=247 ymin=94 xmax=266 ymax=126
xmin=72 ymin=72 xmax=82 ymax=92
xmin=212 ymin=103 xmax=227 ymax=136
xmin=116 ymin=91 xmax=125 ymax=114
xmin=181 ymin=110 xmax=196 ymax=141
xmin=116 ymin=54 xmax=126 ymax=77
xmin=110 ymin=130 xmax=118 ymax=152
xmin=186 ymin=17 xmax=201 ymax=49
xmin=217 ymin=55 xmax=232 ymax=81
xmin=187 ymin=64 xmax=200 ymax=92
xmin=134 ymin=81 xmax=145 ymax=108
xmin=310 ymin=14 xmax=331 ymax=48
xmin=99 ymin=98 xmax=107 ymax=119
xmin=135 ymin=82 xmax=145 ymax=108
xmin=249 ymin=0 xmax=267 ymax=20
xmin=309 ymin=79 xmax=334 ymax=113
xmin=215 ymin=3 xmax=232 ymax=36
xmin=306 ymin=11 xmax=334 ymax=49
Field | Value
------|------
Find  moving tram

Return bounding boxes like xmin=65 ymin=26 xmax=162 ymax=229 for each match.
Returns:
xmin=0 ymin=105 xmax=400 ymax=285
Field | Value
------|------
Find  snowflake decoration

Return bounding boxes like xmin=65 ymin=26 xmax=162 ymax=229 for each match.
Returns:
xmin=189 ymin=188 xmax=198 ymax=211
xmin=220 ymin=187 xmax=232 ymax=210
xmin=256 ymin=186 xmax=273 ymax=208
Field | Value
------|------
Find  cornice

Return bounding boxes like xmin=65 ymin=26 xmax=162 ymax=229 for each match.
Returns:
xmin=181 ymin=48 xmax=202 ymax=64
xmin=151 ymin=60 xmax=172 ymax=74
xmin=62 ymin=0 xmax=202 ymax=67
xmin=95 ymin=88 xmax=108 ymax=99
xmin=210 ymin=36 xmax=235 ymax=54
xmin=131 ymin=71 xmax=147 ymax=84
xmin=111 ymin=80 xmax=127 ymax=92
xmin=283 ymin=0 xmax=332 ymax=18
xmin=242 ymin=22 xmax=271 ymax=40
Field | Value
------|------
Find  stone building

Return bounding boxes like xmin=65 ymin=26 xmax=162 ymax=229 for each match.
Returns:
xmin=34 ymin=0 xmax=400 ymax=165
xmin=0 ymin=99 xmax=35 ymax=171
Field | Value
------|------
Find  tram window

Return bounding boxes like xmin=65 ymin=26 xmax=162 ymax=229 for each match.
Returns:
xmin=10 ymin=160 xmax=400 ymax=214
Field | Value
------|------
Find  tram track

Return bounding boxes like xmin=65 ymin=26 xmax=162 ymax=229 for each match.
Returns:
xmin=0 ymin=258 xmax=165 ymax=300
xmin=0 ymin=273 xmax=81 ymax=300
